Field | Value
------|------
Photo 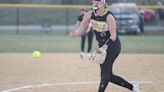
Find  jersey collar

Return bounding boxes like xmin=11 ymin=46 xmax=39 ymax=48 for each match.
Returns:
xmin=94 ymin=10 xmax=108 ymax=16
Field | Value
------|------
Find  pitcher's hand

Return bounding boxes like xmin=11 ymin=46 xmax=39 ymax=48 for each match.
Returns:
xmin=69 ymin=31 xmax=78 ymax=38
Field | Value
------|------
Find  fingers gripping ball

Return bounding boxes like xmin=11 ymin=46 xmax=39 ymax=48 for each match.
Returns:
xmin=32 ymin=51 xmax=41 ymax=59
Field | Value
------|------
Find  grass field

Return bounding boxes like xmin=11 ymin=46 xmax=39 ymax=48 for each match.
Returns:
xmin=0 ymin=31 xmax=164 ymax=53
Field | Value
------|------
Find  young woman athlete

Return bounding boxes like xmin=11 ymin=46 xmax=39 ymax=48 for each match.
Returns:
xmin=70 ymin=0 xmax=140 ymax=92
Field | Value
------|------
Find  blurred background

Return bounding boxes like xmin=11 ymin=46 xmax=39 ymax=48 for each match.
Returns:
xmin=0 ymin=0 xmax=164 ymax=53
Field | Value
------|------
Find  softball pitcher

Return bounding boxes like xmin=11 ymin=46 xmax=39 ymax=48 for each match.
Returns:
xmin=70 ymin=0 xmax=140 ymax=92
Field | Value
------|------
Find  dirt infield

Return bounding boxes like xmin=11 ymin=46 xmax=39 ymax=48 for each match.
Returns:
xmin=0 ymin=53 xmax=164 ymax=92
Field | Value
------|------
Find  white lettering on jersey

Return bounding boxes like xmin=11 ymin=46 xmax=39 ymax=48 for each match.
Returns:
xmin=90 ymin=19 xmax=108 ymax=32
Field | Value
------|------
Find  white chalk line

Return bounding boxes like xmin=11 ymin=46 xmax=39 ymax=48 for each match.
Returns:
xmin=1 ymin=81 xmax=153 ymax=92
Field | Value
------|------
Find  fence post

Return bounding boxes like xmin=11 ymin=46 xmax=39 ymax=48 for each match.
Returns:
xmin=16 ymin=7 xmax=19 ymax=34
xmin=66 ymin=8 xmax=69 ymax=35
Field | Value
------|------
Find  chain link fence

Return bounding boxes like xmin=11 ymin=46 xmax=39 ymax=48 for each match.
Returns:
xmin=0 ymin=4 xmax=163 ymax=34
xmin=0 ymin=7 xmax=82 ymax=34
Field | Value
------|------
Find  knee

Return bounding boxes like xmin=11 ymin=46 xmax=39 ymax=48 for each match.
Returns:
xmin=101 ymin=74 xmax=112 ymax=82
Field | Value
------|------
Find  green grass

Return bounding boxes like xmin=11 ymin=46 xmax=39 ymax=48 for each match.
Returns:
xmin=120 ymin=36 xmax=164 ymax=53
xmin=0 ymin=33 xmax=79 ymax=53
xmin=0 ymin=32 xmax=164 ymax=53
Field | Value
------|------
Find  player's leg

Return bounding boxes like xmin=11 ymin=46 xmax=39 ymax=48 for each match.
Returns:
xmin=98 ymin=75 xmax=109 ymax=92
xmin=107 ymin=51 xmax=133 ymax=91
xmin=87 ymin=29 xmax=93 ymax=53
xmin=80 ymin=35 xmax=86 ymax=58
xmin=81 ymin=35 xmax=86 ymax=52
xmin=98 ymin=72 xmax=133 ymax=92
xmin=110 ymin=74 xmax=141 ymax=92
xmin=98 ymin=48 xmax=133 ymax=92
xmin=98 ymin=52 xmax=114 ymax=92
xmin=110 ymin=74 xmax=133 ymax=90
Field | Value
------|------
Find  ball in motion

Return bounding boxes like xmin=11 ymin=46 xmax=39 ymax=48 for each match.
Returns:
xmin=32 ymin=51 xmax=41 ymax=59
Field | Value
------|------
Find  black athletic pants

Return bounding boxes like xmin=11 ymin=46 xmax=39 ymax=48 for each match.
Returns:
xmin=81 ymin=30 xmax=93 ymax=53
xmin=98 ymin=42 xmax=133 ymax=92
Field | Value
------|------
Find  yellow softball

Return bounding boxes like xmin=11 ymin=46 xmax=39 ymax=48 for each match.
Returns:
xmin=32 ymin=51 xmax=41 ymax=59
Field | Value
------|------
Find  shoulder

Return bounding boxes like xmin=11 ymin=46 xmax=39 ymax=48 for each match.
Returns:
xmin=106 ymin=15 xmax=116 ymax=24
xmin=106 ymin=11 xmax=116 ymax=22
xmin=107 ymin=11 xmax=116 ymax=18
